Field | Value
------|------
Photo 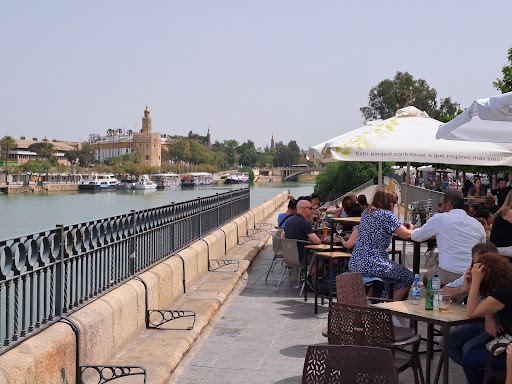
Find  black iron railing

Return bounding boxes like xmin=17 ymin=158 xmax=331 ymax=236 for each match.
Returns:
xmin=0 ymin=188 xmax=250 ymax=354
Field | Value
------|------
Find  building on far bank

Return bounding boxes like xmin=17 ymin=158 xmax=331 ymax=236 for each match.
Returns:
xmin=2 ymin=137 xmax=81 ymax=166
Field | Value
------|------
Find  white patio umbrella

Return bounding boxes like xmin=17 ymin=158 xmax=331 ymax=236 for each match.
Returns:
xmin=436 ymin=91 xmax=512 ymax=143
xmin=309 ymin=106 xmax=512 ymax=223
xmin=310 ymin=106 xmax=512 ymax=166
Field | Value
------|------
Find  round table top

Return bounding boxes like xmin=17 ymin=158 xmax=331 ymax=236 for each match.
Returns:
xmin=305 ymin=244 xmax=342 ymax=250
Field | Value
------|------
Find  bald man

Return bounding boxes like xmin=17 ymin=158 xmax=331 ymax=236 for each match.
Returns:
xmin=282 ymin=200 xmax=321 ymax=265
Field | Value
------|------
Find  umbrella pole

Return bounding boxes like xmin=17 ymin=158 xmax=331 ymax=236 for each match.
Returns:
xmin=402 ymin=162 xmax=411 ymax=266
xmin=378 ymin=162 xmax=382 ymax=188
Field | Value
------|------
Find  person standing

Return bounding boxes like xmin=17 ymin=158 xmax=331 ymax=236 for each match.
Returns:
xmin=492 ymin=178 xmax=512 ymax=207
xmin=411 ymin=191 xmax=486 ymax=287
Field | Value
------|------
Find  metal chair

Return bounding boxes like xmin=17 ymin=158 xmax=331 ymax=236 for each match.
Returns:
xmin=302 ymin=344 xmax=397 ymax=384
xmin=333 ymin=272 xmax=415 ymax=342
xmin=327 ymin=302 xmax=425 ymax=384
xmin=265 ymin=229 xmax=284 ymax=281
xmin=276 ymin=238 xmax=309 ymax=294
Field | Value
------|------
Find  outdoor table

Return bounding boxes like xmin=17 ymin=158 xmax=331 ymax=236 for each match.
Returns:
xmin=373 ymin=299 xmax=483 ymax=384
xmin=313 ymin=251 xmax=351 ymax=314
xmin=304 ymin=244 xmax=343 ymax=303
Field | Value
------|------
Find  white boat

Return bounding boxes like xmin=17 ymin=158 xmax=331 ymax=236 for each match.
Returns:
xmin=181 ymin=172 xmax=213 ymax=187
xmin=132 ymin=175 xmax=157 ymax=190
xmin=151 ymin=173 xmax=181 ymax=188
xmin=79 ymin=173 xmax=119 ymax=191
xmin=224 ymin=172 xmax=250 ymax=184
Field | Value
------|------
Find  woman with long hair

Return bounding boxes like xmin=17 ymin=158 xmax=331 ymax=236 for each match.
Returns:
xmin=490 ymin=190 xmax=512 ymax=257
xmin=341 ymin=188 xmax=415 ymax=300
xmin=465 ymin=252 xmax=512 ymax=383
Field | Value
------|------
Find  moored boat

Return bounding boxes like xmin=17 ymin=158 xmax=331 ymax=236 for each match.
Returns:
xmin=224 ymin=172 xmax=250 ymax=184
xmin=181 ymin=172 xmax=213 ymax=187
xmin=132 ymin=175 xmax=157 ymax=190
xmin=79 ymin=173 xmax=119 ymax=191
xmin=151 ymin=173 xmax=181 ymax=188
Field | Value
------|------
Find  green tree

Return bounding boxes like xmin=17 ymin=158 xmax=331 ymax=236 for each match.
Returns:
xmin=222 ymin=140 xmax=239 ymax=167
xmin=314 ymin=162 xmax=393 ymax=202
xmin=20 ymin=159 xmax=52 ymax=174
xmin=238 ymin=141 xmax=259 ymax=166
xmin=28 ymin=142 xmax=58 ymax=166
xmin=0 ymin=135 xmax=17 ymax=166
xmin=360 ymin=71 xmax=459 ymax=121
xmin=493 ymin=47 xmax=512 ymax=93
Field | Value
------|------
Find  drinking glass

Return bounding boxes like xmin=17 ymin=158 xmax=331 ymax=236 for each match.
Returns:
xmin=439 ymin=293 xmax=451 ymax=312
xmin=322 ymin=224 xmax=329 ymax=240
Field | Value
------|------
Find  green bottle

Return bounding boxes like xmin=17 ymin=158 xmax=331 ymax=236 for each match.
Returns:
xmin=425 ymin=277 xmax=433 ymax=310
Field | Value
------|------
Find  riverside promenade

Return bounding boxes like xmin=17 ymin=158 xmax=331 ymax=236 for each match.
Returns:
xmin=169 ymin=209 xmax=466 ymax=384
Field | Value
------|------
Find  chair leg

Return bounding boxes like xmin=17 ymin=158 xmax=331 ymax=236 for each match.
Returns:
xmin=413 ymin=340 xmax=425 ymax=384
xmin=276 ymin=266 xmax=288 ymax=293
xmin=265 ymin=256 xmax=278 ymax=281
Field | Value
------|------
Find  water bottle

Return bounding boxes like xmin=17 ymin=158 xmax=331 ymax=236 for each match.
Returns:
xmin=432 ymin=273 xmax=441 ymax=309
xmin=425 ymin=278 xmax=433 ymax=310
xmin=411 ymin=274 xmax=421 ymax=305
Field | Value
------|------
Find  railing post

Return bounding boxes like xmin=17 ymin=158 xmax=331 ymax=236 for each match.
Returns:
xmin=216 ymin=193 xmax=220 ymax=227
xmin=129 ymin=210 xmax=136 ymax=276
xmin=54 ymin=224 xmax=65 ymax=318
xmin=198 ymin=197 xmax=202 ymax=238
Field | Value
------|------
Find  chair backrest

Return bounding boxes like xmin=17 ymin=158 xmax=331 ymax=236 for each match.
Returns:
xmin=328 ymin=302 xmax=394 ymax=347
xmin=302 ymin=344 xmax=397 ymax=384
xmin=268 ymin=229 xmax=283 ymax=256
xmin=336 ymin=272 xmax=368 ymax=307
xmin=279 ymin=238 xmax=304 ymax=269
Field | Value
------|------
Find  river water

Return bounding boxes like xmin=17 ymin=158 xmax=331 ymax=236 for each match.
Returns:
xmin=0 ymin=181 xmax=314 ymax=241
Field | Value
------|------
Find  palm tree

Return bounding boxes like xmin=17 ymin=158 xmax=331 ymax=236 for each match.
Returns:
xmin=127 ymin=129 xmax=134 ymax=154
xmin=106 ymin=129 xmax=115 ymax=161
xmin=0 ymin=136 xmax=17 ymax=167
xmin=116 ymin=128 xmax=123 ymax=157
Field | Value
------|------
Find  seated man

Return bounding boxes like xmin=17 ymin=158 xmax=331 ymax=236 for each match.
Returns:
xmin=282 ymin=200 xmax=321 ymax=267
xmin=474 ymin=195 xmax=499 ymax=216
xmin=491 ymin=178 xmax=511 ymax=207
xmin=440 ymin=243 xmax=500 ymax=367
xmin=411 ymin=190 xmax=486 ymax=287
xmin=277 ymin=199 xmax=297 ymax=228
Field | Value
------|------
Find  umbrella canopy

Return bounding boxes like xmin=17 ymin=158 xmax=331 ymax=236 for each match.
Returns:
xmin=436 ymin=91 xmax=512 ymax=143
xmin=309 ymin=106 xmax=512 ymax=166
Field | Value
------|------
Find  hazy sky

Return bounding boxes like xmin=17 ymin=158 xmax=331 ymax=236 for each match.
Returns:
xmin=1 ymin=1 xmax=510 ymax=150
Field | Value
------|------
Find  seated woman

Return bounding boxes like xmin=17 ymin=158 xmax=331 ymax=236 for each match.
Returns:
xmin=490 ymin=190 xmax=512 ymax=258
xmin=340 ymin=188 xmax=415 ymax=300
xmin=464 ymin=252 xmax=512 ymax=384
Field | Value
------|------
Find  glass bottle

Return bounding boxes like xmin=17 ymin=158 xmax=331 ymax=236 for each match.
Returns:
xmin=425 ymin=277 xmax=433 ymax=310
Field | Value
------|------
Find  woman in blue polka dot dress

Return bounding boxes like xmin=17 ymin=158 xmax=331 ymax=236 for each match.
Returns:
xmin=341 ymin=188 xmax=415 ymax=300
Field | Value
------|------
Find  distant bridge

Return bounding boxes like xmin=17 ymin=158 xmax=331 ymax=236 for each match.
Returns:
xmin=281 ymin=167 xmax=323 ymax=181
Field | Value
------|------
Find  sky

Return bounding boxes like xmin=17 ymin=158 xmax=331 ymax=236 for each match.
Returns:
xmin=1 ymin=1 xmax=510 ymax=151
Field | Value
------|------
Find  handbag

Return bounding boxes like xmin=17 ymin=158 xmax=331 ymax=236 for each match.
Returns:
xmin=485 ymin=333 xmax=512 ymax=356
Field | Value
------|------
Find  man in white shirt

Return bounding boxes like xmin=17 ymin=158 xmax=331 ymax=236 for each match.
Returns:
xmin=411 ymin=190 xmax=486 ymax=287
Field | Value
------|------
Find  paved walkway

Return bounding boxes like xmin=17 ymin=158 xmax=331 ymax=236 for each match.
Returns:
xmin=169 ymin=237 xmax=466 ymax=384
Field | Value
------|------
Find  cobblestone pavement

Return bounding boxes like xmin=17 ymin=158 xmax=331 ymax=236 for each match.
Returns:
xmin=169 ymin=240 xmax=466 ymax=384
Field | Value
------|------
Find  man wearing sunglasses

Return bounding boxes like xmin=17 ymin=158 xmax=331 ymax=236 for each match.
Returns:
xmin=282 ymin=200 xmax=321 ymax=266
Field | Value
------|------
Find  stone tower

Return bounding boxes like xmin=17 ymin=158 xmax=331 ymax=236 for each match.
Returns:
xmin=206 ymin=129 xmax=212 ymax=148
xmin=132 ymin=106 xmax=161 ymax=168
xmin=270 ymin=135 xmax=275 ymax=150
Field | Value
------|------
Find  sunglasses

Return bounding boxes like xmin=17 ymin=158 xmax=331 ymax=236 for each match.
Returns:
xmin=304 ymin=207 xmax=314 ymax=210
